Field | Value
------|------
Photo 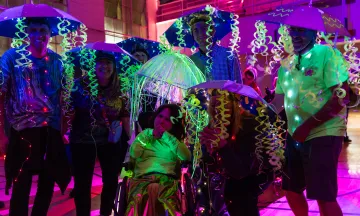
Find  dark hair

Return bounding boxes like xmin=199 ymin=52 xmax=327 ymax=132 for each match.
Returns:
xmin=131 ymin=48 xmax=150 ymax=60
xmin=188 ymin=13 xmax=215 ymax=30
xmin=137 ymin=111 xmax=154 ymax=133
xmin=152 ymin=104 xmax=185 ymax=141
xmin=96 ymin=51 xmax=116 ymax=63
xmin=25 ymin=18 xmax=51 ymax=30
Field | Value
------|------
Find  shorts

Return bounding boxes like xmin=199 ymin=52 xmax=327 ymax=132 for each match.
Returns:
xmin=282 ymin=134 xmax=343 ymax=202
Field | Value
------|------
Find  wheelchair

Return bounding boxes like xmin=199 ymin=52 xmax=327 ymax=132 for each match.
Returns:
xmin=113 ymin=161 xmax=196 ymax=216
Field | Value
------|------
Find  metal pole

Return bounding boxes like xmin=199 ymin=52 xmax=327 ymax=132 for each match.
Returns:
xmin=309 ymin=0 xmax=312 ymax=6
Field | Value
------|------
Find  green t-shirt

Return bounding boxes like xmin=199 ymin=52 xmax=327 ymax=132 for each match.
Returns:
xmin=130 ymin=128 xmax=187 ymax=178
xmin=275 ymin=45 xmax=349 ymax=141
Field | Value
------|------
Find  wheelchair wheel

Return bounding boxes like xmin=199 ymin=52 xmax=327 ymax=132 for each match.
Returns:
xmin=114 ymin=176 xmax=128 ymax=216
xmin=183 ymin=173 xmax=196 ymax=215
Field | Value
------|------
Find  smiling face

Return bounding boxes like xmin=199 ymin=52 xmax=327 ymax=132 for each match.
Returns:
xmin=95 ymin=58 xmax=115 ymax=83
xmin=154 ymin=108 xmax=173 ymax=132
xmin=289 ymin=27 xmax=317 ymax=53
xmin=27 ymin=23 xmax=51 ymax=51
xmin=133 ymin=51 xmax=148 ymax=64
xmin=191 ymin=21 xmax=215 ymax=48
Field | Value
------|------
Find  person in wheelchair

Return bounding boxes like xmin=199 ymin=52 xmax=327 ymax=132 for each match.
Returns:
xmin=126 ymin=104 xmax=191 ymax=216
xmin=200 ymin=91 xmax=266 ymax=216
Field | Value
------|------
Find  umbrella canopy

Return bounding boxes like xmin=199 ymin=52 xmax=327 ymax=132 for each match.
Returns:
xmin=117 ymin=37 xmax=162 ymax=59
xmin=190 ymin=80 xmax=276 ymax=113
xmin=137 ymin=52 xmax=206 ymax=90
xmin=68 ymin=41 xmax=139 ymax=72
xmin=0 ymin=4 xmax=82 ymax=38
xmin=259 ymin=5 xmax=350 ymax=36
xmin=163 ymin=5 xmax=235 ymax=48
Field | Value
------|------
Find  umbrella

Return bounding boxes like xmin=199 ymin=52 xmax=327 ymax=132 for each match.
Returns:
xmin=68 ymin=42 xmax=139 ymax=74
xmin=137 ymin=52 xmax=206 ymax=93
xmin=0 ymin=4 xmax=82 ymax=38
xmin=163 ymin=5 xmax=235 ymax=48
xmin=117 ymin=37 xmax=162 ymax=59
xmin=190 ymin=80 xmax=277 ymax=113
xmin=259 ymin=5 xmax=350 ymax=36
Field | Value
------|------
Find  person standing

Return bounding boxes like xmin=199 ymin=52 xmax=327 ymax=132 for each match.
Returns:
xmin=0 ymin=18 xmax=70 ymax=216
xmin=189 ymin=13 xmax=242 ymax=84
xmin=69 ymin=51 xmax=130 ymax=216
xmin=272 ymin=26 xmax=349 ymax=216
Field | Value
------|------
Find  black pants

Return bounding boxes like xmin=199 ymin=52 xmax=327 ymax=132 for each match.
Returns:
xmin=224 ymin=175 xmax=260 ymax=216
xmin=7 ymin=127 xmax=62 ymax=216
xmin=71 ymin=142 xmax=126 ymax=216
xmin=10 ymin=170 xmax=55 ymax=216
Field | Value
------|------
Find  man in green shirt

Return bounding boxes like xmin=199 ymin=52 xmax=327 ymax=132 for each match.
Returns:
xmin=273 ymin=27 xmax=349 ymax=216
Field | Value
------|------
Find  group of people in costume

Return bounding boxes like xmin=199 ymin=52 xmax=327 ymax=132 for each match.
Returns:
xmin=0 ymin=2 xmax=355 ymax=216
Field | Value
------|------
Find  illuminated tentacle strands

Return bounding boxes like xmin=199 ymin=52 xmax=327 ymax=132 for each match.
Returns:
xmin=129 ymin=52 xmax=206 ymax=138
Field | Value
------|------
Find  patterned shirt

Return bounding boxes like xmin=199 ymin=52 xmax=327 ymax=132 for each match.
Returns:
xmin=70 ymin=80 xmax=129 ymax=144
xmin=275 ymin=45 xmax=349 ymax=141
xmin=1 ymin=48 xmax=63 ymax=131
xmin=190 ymin=45 xmax=242 ymax=83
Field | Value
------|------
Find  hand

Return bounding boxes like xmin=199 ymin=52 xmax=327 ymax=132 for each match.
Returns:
xmin=153 ymin=125 xmax=166 ymax=139
xmin=0 ymin=133 xmax=9 ymax=156
xmin=199 ymin=127 xmax=228 ymax=154
xmin=292 ymin=123 xmax=312 ymax=143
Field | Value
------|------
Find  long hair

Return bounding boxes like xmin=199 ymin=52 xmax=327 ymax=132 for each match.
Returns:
xmin=151 ymin=104 xmax=185 ymax=141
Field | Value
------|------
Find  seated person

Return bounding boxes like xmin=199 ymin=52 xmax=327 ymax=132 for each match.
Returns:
xmin=200 ymin=91 xmax=266 ymax=216
xmin=126 ymin=104 xmax=191 ymax=216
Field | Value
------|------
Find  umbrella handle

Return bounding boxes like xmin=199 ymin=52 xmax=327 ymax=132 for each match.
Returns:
xmin=309 ymin=0 xmax=313 ymax=6
xmin=333 ymin=32 xmax=338 ymax=48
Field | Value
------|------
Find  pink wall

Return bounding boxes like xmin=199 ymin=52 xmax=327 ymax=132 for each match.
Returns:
xmin=67 ymin=0 xmax=105 ymax=42
xmin=146 ymin=0 xmax=158 ymax=40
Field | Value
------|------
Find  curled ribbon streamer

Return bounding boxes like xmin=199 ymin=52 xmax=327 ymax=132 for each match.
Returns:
xmin=208 ymin=90 xmax=230 ymax=149
xmin=228 ymin=13 xmax=240 ymax=58
xmin=175 ymin=18 xmax=186 ymax=48
xmin=183 ymin=93 xmax=209 ymax=168
xmin=58 ymin=17 xmax=75 ymax=128
xmin=159 ymin=35 xmax=173 ymax=54
xmin=278 ymin=25 xmax=293 ymax=55
xmin=13 ymin=18 xmax=32 ymax=68
xmin=254 ymin=102 xmax=285 ymax=172
xmin=204 ymin=5 xmax=216 ymax=78
xmin=268 ymin=25 xmax=288 ymax=71
xmin=249 ymin=21 xmax=271 ymax=67
xmin=343 ymin=37 xmax=360 ymax=107
xmin=119 ymin=63 xmax=142 ymax=96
